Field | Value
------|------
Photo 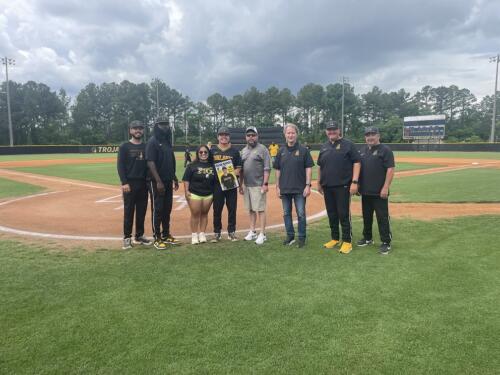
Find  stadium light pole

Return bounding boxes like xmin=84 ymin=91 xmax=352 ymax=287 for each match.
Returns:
xmin=490 ymin=54 xmax=499 ymax=143
xmin=341 ymin=76 xmax=349 ymax=136
xmin=2 ymin=57 xmax=15 ymax=147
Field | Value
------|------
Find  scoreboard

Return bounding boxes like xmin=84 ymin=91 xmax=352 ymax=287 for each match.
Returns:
xmin=403 ymin=115 xmax=445 ymax=140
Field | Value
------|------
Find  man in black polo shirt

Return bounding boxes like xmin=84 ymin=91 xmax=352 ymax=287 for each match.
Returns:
xmin=210 ymin=127 xmax=242 ymax=242
xmin=274 ymin=123 xmax=314 ymax=248
xmin=357 ymin=127 xmax=395 ymax=255
xmin=317 ymin=121 xmax=360 ymax=254
xmin=146 ymin=118 xmax=180 ymax=250
xmin=117 ymin=120 xmax=152 ymax=249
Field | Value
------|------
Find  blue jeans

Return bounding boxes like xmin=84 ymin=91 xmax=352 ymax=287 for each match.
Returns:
xmin=281 ymin=193 xmax=307 ymax=240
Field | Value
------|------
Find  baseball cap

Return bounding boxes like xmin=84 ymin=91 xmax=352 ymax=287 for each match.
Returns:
xmin=129 ymin=120 xmax=144 ymax=129
xmin=326 ymin=121 xmax=339 ymax=130
xmin=364 ymin=126 xmax=379 ymax=135
xmin=245 ymin=126 xmax=258 ymax=134
xmin=217 ymin=126 xmax=230 ymax=135
xmin=155 ymin=117 xmax=170 ymax=126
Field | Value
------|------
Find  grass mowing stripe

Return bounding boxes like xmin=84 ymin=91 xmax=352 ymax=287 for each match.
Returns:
xmin=0 ymin=216 xmax=499 ymax=374
xmin=391 ymin=167 xmax=500 ymax=202
xmin=0 ymin=177 xmax=45 ymax=198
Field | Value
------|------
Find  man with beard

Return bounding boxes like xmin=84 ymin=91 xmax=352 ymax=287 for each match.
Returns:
xmin=240 ymin=126 xmax=271 ymax=245
xmin=146 ymin=118 xmax=180 ymax=249
xmin=117 ymin=120 xmax=152 ymax=249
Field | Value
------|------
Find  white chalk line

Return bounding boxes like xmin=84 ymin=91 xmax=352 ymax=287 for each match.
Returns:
xmin=0 ymin=191 xmax=64 ymax=207
xmin=0 ymin=169 xmax=327 ymax=242
xmin=0 ymin=209 xmax=327 ymax=241
xmin=0 ymin=169 xmax=119 ymax=191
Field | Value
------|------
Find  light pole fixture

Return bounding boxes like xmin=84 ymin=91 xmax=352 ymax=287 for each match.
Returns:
xmin=341 ymin=76 xmax=349 ymax=136
xmin=489 ymin=54 xmax=499 ymax=143
xmin=1 ymin=57 xmax=15 ymax=147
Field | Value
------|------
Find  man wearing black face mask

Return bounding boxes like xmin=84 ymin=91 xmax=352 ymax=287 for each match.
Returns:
xmin=146 ymin=118 xmax=180 ymax=249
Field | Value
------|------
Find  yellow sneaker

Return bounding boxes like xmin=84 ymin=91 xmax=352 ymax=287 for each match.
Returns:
xmin=323 ymin=239 xmax=340 ymax=249
xmin=339 ymin=242 xmax=353 ymax=254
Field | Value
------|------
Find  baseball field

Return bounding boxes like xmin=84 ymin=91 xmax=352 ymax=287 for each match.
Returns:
xmin=1 ymin=151 xmax=499 ymax=374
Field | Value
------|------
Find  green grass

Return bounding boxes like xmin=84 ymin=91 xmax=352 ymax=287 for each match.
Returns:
xmin=0 ymin=153 xmax=117 ymax=162
xmin=10 ymin=160 xmax=438 ymax=187
xmin=391 ymin=168 xmax=500 ymax=203
xmin=1 ymin=216 xmax=499 ymax=374
xmin=13 ymin=163 xmax=122 ymax=186
xmin=394 ymin=151 xmax=500 ymax=160
xmin=0 ymin=177 xmax=45 ymax=199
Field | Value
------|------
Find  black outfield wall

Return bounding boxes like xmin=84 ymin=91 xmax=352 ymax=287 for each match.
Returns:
xmin=1 ymin=143 xmax=500 ymax=155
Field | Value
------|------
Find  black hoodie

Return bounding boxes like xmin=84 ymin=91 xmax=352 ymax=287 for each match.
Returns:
xmin=145 ymin=124 xmax=177 ymax=182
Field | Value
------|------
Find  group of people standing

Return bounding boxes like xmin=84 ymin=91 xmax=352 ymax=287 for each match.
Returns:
xmin=117 ymin=118 xmax=395 ymax=255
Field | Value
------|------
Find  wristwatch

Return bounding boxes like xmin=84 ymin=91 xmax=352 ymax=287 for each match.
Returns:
xmin=352 ymin=180 xmax=358 ymax=184
xmin=263 ymin=182 xmax=269 ymax=186
xmin=306 ymin=183 xmax=312 ymax=187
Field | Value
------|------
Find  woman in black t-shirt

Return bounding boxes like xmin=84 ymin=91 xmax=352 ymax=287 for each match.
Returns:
xmin=182 ymin=145 xmax=216 ymax=245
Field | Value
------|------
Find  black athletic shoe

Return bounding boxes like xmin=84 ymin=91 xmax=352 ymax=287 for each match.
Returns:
xmin=379 ymin=243 xmax=391 ymax=255
xmin=162 ymin=235 xmax=180 ymax=245
xmin=228 ymin=232 xmax=238 ymax=242
xmin=356 ymin=238 xmax=374 ymax=247
xmin=211 ymin=233 xmax=221 ymax=243
xmin=282 ymin=237 xmax=296 ymax=246
xmin=297 ymin=239 xmax=306 ymax=248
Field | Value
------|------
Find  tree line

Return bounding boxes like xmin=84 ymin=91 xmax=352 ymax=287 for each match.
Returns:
xmin=0 ymin=78 xmax=497 ymax=146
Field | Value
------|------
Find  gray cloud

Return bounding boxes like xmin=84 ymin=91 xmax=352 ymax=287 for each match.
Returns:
xmin=1 ymin=0 xmax=499 ymax=100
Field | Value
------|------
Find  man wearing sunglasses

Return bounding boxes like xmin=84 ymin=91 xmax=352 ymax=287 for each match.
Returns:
xmin=240 ymin=126 xmax=271 ymax=245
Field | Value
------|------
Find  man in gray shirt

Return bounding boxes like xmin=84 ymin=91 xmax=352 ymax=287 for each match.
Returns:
xmin=239 ymin=126 xmax=271 ymax=245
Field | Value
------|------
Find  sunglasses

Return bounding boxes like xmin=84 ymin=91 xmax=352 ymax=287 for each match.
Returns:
xmin=246 ymin=133 xmax=257 ymax=137
xmin=199 ymin=150 xmax=208 ymax=154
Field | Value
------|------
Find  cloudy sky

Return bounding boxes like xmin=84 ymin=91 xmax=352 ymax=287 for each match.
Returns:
xmin=1 ymin=0 xmax=499 ymax=100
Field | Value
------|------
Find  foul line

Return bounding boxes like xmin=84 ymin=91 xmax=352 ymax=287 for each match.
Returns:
xmin=0 ymin=169 xmax=119 ymax=191
xmin=0 ymin=191 xmax=63 ymax=207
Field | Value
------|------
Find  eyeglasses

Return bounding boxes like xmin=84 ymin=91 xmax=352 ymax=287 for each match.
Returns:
xmin=246 ymin=134 xmax=257 ymax=137
xmin=199 ymin=151 xmax=208 ymax=154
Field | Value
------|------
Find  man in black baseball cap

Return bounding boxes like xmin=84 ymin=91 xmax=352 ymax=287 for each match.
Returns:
xmin=117 ymin=120 xmax=151 ymax=249
xmin=211 ymin=126 xmax=242 ymax=242
xmin=357 ymin=127 xmax=395 ymax=255
xmin=317 ymin=120 xmax=361 ymax=254
xmin=146 ymin=116 xmax=180 ymax=249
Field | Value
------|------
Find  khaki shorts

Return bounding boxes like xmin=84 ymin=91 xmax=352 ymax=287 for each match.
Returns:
xmin=244 ymin=186 xmax=267 ymax=212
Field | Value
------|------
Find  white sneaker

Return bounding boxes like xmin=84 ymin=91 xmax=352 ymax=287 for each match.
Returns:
xmin=244 ymin=231 xmax=258 ymax=241
xmin=199 ymin=232 xmax=207 ymax=243
xmin=255 ymin=233 xmax=267 ymax=245
xmin=191 ymin=233 xmax=199 ymax=245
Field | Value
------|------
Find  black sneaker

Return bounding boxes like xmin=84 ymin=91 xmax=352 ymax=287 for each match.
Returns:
xmin=211 ymin=233 xmax=221 ymax=243
xmin=133 ymin=236 xmax=153 ymax=246
xmin=297 ymin=239 xmax=306 ymax=248
xmin=357 ymin=238 xmax=374 ymax=247
xmin=122 ymin=238 xmax=133 ymax=250
xmin=228 ymin=232 xmax=238 ymax=242
xmin=379 ymin=243 xmax=391 ymax=255
xmin=282 ymin=237 xmax=296 ymax=246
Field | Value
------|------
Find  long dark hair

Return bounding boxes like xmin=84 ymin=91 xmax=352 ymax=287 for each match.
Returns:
xmin=194 ymin=144 xmax=213 ymax=163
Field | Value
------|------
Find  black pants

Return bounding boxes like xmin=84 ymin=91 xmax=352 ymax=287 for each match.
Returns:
xmin=361 ymin=195 xmax=392 ymax=244
xmin=213 ymin=186 xmax=237 ymax=234
xmin=123 ymin=180 xmax=148 ymax=239
xmin=149 ymin=180 xmax=173 ymax=240
xmin=323 ymin=185 xmax=352 ymax=242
